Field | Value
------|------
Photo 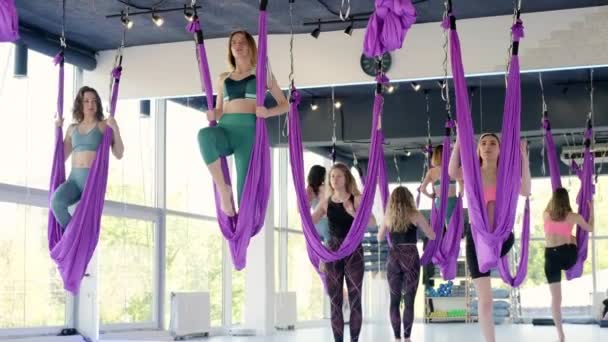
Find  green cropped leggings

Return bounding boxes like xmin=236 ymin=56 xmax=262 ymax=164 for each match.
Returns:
xmin=50 ymin=167 xmax=90 ymax=229
xmin=197 ymin=113 xmax=256 ymax=203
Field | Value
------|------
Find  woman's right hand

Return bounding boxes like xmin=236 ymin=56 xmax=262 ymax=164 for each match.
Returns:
xmin=54 ymin=115 xmax=64 ymax=128
xmin=319 ymin=261 xmax=326 ymax=273
xmin=206 ymin=110 xmax=215 ymax=122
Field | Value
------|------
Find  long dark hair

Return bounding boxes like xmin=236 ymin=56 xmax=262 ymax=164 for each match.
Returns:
xmin=545 ymin=187 xmax=573 ymax=221
xmin=72 ymin=86 xmax=104 ymax=123
xmin=307 ymin=165 xmax=326 ymax=196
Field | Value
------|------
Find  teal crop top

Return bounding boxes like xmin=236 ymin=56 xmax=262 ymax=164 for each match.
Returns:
xmin=71 ymin=124 xmax=103 ymax=152
xmin=223 ymin=74 xmax=256 ymax=102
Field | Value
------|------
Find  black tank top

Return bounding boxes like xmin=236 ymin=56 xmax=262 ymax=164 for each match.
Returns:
xmin=327 ymin=195 xmax=355 ymax=239
xmin=389 ymin=224 xmax=418 ymax=244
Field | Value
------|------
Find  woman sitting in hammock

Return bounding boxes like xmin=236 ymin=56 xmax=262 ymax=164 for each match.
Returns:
xmin=449 ymin=133 xmax=531 ymax=342
xmin=420 ymin=144 xmax=462 ymax=224
xmin=51 ymin=86 xmax=124 ymax=231
xmin=311 ymin=163 xmax=376 ymax=342
xmin=377 ymin=186 xmax=435 ymax=342
xmin=198 ymin=30 xmax=288 ymax=216
xmin=543 ymin=187 xmax=593 ymax=342
xmin=307 ymin=165 xmax=330 ymax=243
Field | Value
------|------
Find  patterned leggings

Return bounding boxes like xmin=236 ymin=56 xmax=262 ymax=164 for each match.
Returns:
xmin=387 ymin=244 xmax=420 ymax=339
xmin=325 ymin=238 xmax=364 ymax=342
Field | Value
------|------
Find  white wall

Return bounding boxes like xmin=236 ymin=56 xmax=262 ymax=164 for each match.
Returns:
xmin=84 ymin=6 xmax=608 ymax=101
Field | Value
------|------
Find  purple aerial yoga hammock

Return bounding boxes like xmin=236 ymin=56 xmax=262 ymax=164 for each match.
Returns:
xmin=288 ymin=78 xmax=385 ymax=277
xmin=47 ymin=50 xmax=122 ymax=294
xmin=286 ymin=0 xmax=415 ymax=287
xmin=419 ymin=120 xmax=465 ymax=280
xmin=363 ymin=0 xmax=417 ymax=58
xmin=445 ymin=12 xmax=530 ymax=286
xmin=542 ymin=114 xmax=594 ymax=280
xmin=0 ymin=0 xmax=19 ymax=42
xmin=187 ymin=1 xmax=271 ymax=270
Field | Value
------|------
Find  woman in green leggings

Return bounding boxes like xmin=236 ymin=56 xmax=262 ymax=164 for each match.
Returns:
xmin=51 ymin=86 xmax=125 ymax=230
xmin=198 ymin=30 xmax=288 ymax=216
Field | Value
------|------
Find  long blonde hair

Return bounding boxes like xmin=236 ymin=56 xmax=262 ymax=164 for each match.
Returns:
xmin=326 ymin=163 xmax=361 ymax=198
xmin=385 ymin=186 xmax=418 ymax=233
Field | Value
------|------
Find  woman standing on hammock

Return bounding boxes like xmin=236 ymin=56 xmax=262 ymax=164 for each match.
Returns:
xmin=378 ymin=186 xmax=435 ymax=342
xmin=51 ymin=86 xmax=125 ymax=230
xmin=420 ymin=144 xmax=461 ymax=223
xmin=311 ymin=163 xmax=376 ymax=342
xmin=198 ymin=30 xmax=288 ymax=216
xmin=449 ymin=133 xmax=531 ymax=342
xmin=543 ymin=188 xmax=593 ymax=342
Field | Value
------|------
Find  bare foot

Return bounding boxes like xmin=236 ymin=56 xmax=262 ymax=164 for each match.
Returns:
xmin=403 ymin=338 xmax=411 ymax=342
xmin=218 ymin=184 xmax=235 ymax=216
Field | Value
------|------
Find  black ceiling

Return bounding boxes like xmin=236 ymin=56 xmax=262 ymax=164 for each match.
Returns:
xmin=15 ymin=0 xmax=608 ymax=52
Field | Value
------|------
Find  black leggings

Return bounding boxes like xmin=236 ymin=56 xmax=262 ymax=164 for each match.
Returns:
xmin=545 ymin=244 xmax=577 ymax=283
xmin=325 ymin=238 xmax=364 ymax=342
xmin=465 ymin=229 xmax=514 ymax=279
xmin=386 ymin=244 xmax=420 ymax=339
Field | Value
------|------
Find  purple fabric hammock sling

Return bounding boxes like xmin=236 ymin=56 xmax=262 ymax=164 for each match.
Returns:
xmin=285 ymin=0 xmax=416 ymax=287
xmin=0 ymin=0 xmax=19 ymax=42
xmin=420 ymin=121 xmax=465 ymax=280
xmin=47 ymin=50 xmax=123 ymax=294
xmin=187 ymin=1 xmax=271 ymax=270
xmin=542 ymin=114 xmax=594 ymax=280
xmin=445 ymin=12 xmax=530 ymax=286
xmin=288 ymin=80 xmax=385 ymax=278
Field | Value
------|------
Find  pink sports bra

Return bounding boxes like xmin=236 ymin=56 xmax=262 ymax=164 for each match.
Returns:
xmin=544 ymin=218 xmax=574 ymax=237
xmin=483 ymin=185 xmax=496 ymax=206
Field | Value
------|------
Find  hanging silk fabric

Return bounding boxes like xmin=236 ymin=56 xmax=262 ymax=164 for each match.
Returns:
xmin=47 ymin=47 xmax=124 ymax=294
xmin=541 ymin=110 xmax=595 ymax=280
xmin=0 ymin=0 xmax=19 ymax=42
xmin=445 ymin=6 xmax=530 ymax=286
xmin=422 ymin=121 xmax=465 ymax=280
xmin=187 ymin=1 xmax=271 ymax=270
xmin=286 ymin=0 xmax=416 ymax=288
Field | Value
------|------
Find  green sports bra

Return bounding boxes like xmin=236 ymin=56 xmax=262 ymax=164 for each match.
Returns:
xmin=223 ymin=74 xmax=256 ymax=102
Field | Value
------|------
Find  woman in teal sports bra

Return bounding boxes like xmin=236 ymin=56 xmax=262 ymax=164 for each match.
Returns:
xmin=420 ymin=144 xmax=460 ymax=223
xmin=51 ymin=86 xmax=125 ymax=230
xmin=197 ymin=30 xmax=289 ymax=216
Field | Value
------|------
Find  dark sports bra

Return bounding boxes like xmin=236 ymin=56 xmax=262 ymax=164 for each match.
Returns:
xmin=223 ymin=74 xmax=256 ymax=102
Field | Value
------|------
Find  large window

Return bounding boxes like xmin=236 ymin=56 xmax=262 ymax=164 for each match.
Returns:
xmin=287 ymin=233 xmax=324 ymax=321
xmin=274 ymin=148 xmax=329 ymax=321
xmin=165 ymin=216 xmax=223 ymax=327
xmin=166 ymin=101 xmax=216 ymax=217
xmin=231 ymin=268 xmax=245 ymax=325
xmin=0 ymin=45 xmax=74 ymax=189
xmin=99 ymin=217 xmax=155 ymax=325
xmin=105 ymin=100 xmax=155 ymax=207
xmin=0 ymin=203 xmax=65 ymax=328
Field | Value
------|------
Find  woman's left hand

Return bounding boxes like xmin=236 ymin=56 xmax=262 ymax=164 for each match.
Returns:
xmin=256 ymin=106 xmax=270 ymax=118
xmin=106 ymin=117 xmax=120 ymax=132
